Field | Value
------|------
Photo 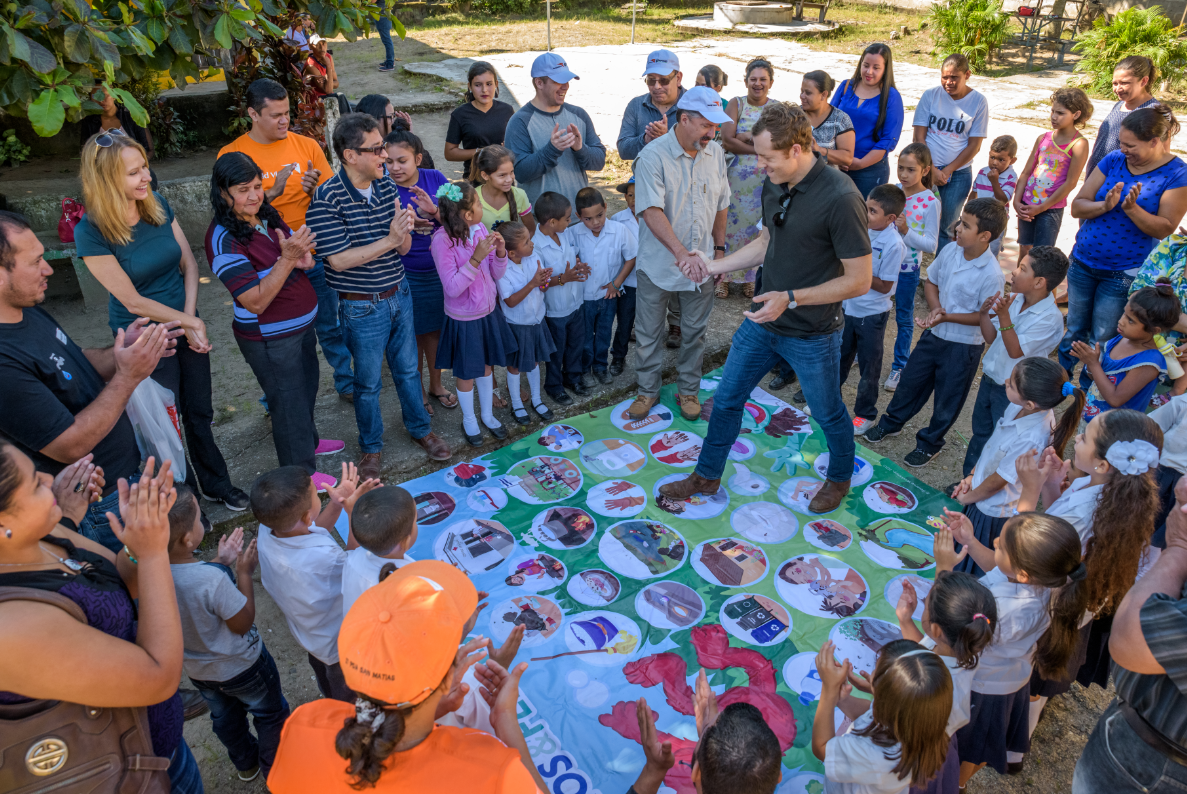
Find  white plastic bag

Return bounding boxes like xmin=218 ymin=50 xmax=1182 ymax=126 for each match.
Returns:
xmin=125 ymin=378 xmax=188 ymax=482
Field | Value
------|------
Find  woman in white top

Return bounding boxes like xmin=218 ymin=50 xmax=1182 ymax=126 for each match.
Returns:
xmin=950 ymin=359 xmax=1086 ymax=575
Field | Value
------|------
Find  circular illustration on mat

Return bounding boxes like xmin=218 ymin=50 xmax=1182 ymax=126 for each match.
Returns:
xmin=857 ymin=518 xmax=936 ymax=570
xmin=731 ymin=501 xmax=798 ymax=544
xmin=778 ymin=476 xmax=830 ymax=515
xmin=863 ymin=480 xmax=918 ymax=514
xmin=829 ymin=618 xmax=904 ymax=676
xmin=609 ymin=397 xmax=673 ymax=435
xmin=586 ymin=480 xmax=647 ymax=517
xmin=803 ymin=518 xmax=853 ymax=552
xmin=653 ymin=474 xmax=730 ymax=520
xmin=537 ymin=424 xmax=584 ymax=452
xmin=466 ymin=486 xmax=507 ymax=513
xmin=542 ymin=610 xmax=642 ymax=666
xmin=433 ymin=518 xmax=515 ymax=575
xmin=598 ymin=520 xmax=687 ymax=580
xmin=728 ymin=437 xmax=757 ymax=461
xmin=727 ymin=462 xmax=770 ymax=496
xmin=775 ymin=554 xmax=869 ymax=619
xmin=505 ymin=552 xmax=567 ymax=591
xmin=635 ymin=581 xmax=706 ymax=631
xmin=782 ymin=651 xmax=827 ymax=705
xmin=498 ymin=456 xmax=583 ymax=505
xmin=490 ymin=595 xmax=563 ymax=648
xmin=446 ymin=461 xmax=490 ymax=488
xmin=885 ymin=574 xmax=935 ymax=620
xmin=720 ymin=593 xmax=791 ymax=646
xmin=649 ymin=431 xmax=703 ymax=467
xmin=579 ymin=438 xmax=648 ymax=477
xmin=813 ymin=453 xmax=874 ymax=486
xmin=778 ymin=772 xmax=827 ymax=794
xmin=740 ymin=401 xmax=771 ymax=433
xmin=413 ymin=491 xmax=456 ymax=526
xmin=566 ymin=569 xmax=621 ymax=606
xmin=692 ymin=537 xmax=769 ymax=587
xmin=530 ymin=506 xmax=597 ymax=550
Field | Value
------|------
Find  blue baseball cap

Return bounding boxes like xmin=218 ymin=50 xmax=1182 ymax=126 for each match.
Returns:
xmin=531 ymin=52 xmax=579 ymax=83
xmin=642 ymin=49 xmax=680 ymax=76
xmin=677 ymin=85 xmax=731 ymax=125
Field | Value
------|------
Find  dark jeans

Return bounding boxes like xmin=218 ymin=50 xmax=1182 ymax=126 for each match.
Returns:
xmin=150 ymin=332 xmax=233 ymax=498
xmin=307 ymin=259 xmax=354 ymax=397
xmin=545 ymin=308 xmax=585 ymax=394
xmin=1018 ymin=206 xmax=1065 ymax=247
xmin=583 ymin=297 xmax=617 ymax=373
xmin=192 ymin=646 xmax=291 ymax=776
xmin=168 ymin=740 xmax=204 ymax=794
xmin=840 ymin=311 xmax=889 ymax=421
xmin=845 ymin=157 xmax=890 ymax=199
xmin=1059 ymin=256 xmax=1135 ymax=389
xmin=377 ymin=5 xmax=395 ymax=66
xmin=876 ymin=330 xmax=984 ymax=454
xmin=1073 ymin=701 xmax=1187 ymax=794
xmin=308 ymin=654 xmax=353 ymax=702
xmin=963 ymin=376 xmax=1010 ymax=475
xmin=79 ymin=472 xmax=141 ymax=552
xmin=697 ymin=320 xmax=854 ymax=482
xmin=236 ymin=326 xmax=320 ymax=474
xmin=611 ymin=285 xmax=637 ymax=362
xmin=935 ymin=167 xmax=974 ymax=252
xmin=892 ymin=268 xmax=919 ymax=371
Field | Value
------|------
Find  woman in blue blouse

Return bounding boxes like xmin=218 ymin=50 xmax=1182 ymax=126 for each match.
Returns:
xmin=831 ymin=43 xmax=905 ymax=198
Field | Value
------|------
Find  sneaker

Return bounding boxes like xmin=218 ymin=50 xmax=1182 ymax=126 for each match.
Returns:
xmin=315 ymin=439 xmax=345 ymax=456
xmin=905 ymin=447 xmax=937 ymax=468
xmin=311 ymin=472 xmax=338 ymax=492
xmin=377 ymin=63 xmax=395 ymax=72
xmin=238 ymin=766 xmax=261 ymax=782
xmin=802 ymin=404 xmax=812 ymax=417
xmin=863 ymin=423 xmax=899 ymax=443
xmin=852 ymin=417 xmax=874 ymax=435
xmin=218 ymin=487 xmax=250 ymax=512
xmin=884 ymin=369 xmax=902 ymax=391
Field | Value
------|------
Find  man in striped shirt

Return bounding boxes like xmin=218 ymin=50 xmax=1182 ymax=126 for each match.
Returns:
xmin=306 ymin=113 xmax=451 ymax=479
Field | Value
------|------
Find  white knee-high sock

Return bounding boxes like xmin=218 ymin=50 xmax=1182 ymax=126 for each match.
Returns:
xmin=477 ymin=374 xmax=501 ymax=428
xmin=507 ymin=371 xmax=525 ymax=411
xmin=1006 ymin=751 xmax=1025 ymax=764
xmin=1028 ymin=696 xmax=1048 ymax=738
xmin=458 ymin=387 xmax=479 ymax=435
xmin=527 ymin=366 xmax=544 ymax=408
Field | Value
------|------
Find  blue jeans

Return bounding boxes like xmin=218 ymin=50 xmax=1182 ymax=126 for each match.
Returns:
xmin=307 ymin=259 xmax=354 ymax=397
xmin=1073 ymin=701 xmax=1187 ymax=794
xmin=168 ymin=740 xmax=205 ymax=794
xmin=845 ymin=156 xmax=890 ymax=199
xmin=697 ymin=320 xmax=854 ymax=482
xmin=892 ymin=268 xmax=920 ymax=371
xmin=583 ymin=297 xmax=617 ymax=373
xmin=1018 ymin=206 xmax=1064 ymax=247
xmin=79 ymin=472 xmax=142 ymax=552
xmin=1058 ymin=256 xmax=1135 ymax=388
xmin=338 ymin=280 xmax=432 ymax=452
xmin=963 ymin=375 xmax=1010 ymax=475
xmin=377 ymin=13 xmax=395 ymax=66
xmin=935 ymin=167 xmax=974 ymax=252
xmin=192 ymin=645 xmax=290 ymax=776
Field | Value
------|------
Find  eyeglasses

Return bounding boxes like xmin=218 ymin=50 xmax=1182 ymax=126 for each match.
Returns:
xmin=352 ymin=144 xmax=387 ymax=156
xmin=95 ymin=128 xmax=128 ymax=148
xmin=645 ymin=74 xmax=675 ymax=87
xmin=772 ymin=191 xmax=793 ymax=228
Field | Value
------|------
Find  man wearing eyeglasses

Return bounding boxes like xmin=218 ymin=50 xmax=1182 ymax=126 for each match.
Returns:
xmin=659 ymin=102 xmax=872 ymax=515
xmin=617 ymin=50 xmax=686 ymax=162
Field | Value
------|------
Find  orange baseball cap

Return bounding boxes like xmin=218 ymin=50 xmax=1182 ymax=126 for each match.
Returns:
xmin=338 ymin=560 xmax=478 ymax=706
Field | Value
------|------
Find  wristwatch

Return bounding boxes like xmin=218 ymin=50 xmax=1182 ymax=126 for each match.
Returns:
xmin=714 ymin=245 xmax=726 ymax=252
xmin=786 ymin=290 xmax=797 ymax=309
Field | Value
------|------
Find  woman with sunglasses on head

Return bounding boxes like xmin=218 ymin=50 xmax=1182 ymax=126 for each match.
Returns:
xmin=444 ymin=62 xmax=515 ymax=169
xmin=80 ymin=86 xmax=157 ymax=189
xmin=74 ymin=130 xmax=248 ymax=512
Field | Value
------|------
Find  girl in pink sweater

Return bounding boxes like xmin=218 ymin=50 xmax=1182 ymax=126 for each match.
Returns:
xmin=430 ymin=181 xmax=519 ymax=446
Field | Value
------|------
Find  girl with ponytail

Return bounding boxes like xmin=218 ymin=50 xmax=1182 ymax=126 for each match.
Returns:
xmin=470 ymin=145 xmax=536 ymax=236
xmin=951 ymin=357 xmax=1086 ymax=575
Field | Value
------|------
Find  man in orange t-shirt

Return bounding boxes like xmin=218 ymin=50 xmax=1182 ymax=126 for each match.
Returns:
xmin=218 ymin=78 xmax=354 ymax=399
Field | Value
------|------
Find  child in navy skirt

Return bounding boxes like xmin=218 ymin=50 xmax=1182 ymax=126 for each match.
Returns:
xmin=494 ymin=221 xmax=556 ymax=426
xmin=430 ymin=180 xmax=518 ymax=446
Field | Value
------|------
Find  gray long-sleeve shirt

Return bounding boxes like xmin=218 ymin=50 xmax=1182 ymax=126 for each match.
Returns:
xmin=616 ymin=87 xmax=685 ymax=161
xmin=504 ymin=101 xmax=606 ymax=220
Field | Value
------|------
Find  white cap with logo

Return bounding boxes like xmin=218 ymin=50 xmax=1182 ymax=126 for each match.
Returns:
xmin=642 ymin=49 xmax=680 ymax=76
xmin=676 ymin=85 xmax=731 ymax=125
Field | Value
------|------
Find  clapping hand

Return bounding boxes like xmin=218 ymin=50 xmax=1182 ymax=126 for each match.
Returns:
xmin=567 ymin=123 xmax=584 ymax=151
xmin=550 ymin=123 xmax=577 ymax=151
xmin=52 ymin=454 xmax=104 ymax=524
xmin=108 ymin=457 xmax=175 ymax=562
xmin=936 ymin=515 xmax=971 ymax=571
xmin=436 ymin=635 xmax=489 ymax=718
xmin=917 ymin=307 xmax=946 ymax=329
xmin=1015 ymin=448 xmax=1047 ymax=494
xmin=300 ymin=160 xmax=321 ymax=196
xmin=490 ymin=231 xmax=507 ymax=259
xmin=992 ymin=292 xmax=1014 ymax=322
xmin=895 ymin=213 xmax=909 ymax=235
xmin=280 ymin=225 xmax=316 ymax=270
xmin=815 ymin=640 xmax=851 ymax=699
xmin=270 ymin=163 xmax=297 ymax=198
xmin=238 ymin=537 xmax=258 ymax=578
xmin=472 ymin=232 xmax=496 ymax=264
xmin=214 ymin=527 xmax=245 ymax=566
xmin=1103 ymin=182 xmax=1125 ymax=213
xmin=694 ymin=669 xmax=720 ymax=737
xmin=635 ymin=697 xmax=675 ymax=791
xmin=1071 ymin=340 xmax=1101 ymax=366
xmin=896 ymin=579 xmax=919 ymax=625
xmin=1040 ymin=445 xmax=1071 ymax=489
xmin=487 ymin=623 xmax=525 ymax=669
xmin=409 ymin=185 xmax=439 ymax=220
xmin=529 ymin=264 xmax=551 ymax=290
xmin=644 ymin=117 xmax=668 ymax=143
xmin=325 ymin=462 xmax=383 ymax=514
xmin=1121 ymin=183 xmax=1141 ymax=213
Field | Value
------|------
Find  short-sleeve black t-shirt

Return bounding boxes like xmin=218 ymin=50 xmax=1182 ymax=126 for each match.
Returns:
xmin=445 ymin=100 xmax=516 ymax=150
xmin=759 ymin=156 xmax=872 ymax=338
xmin=0 ymin=307 xmax=140 ymax=484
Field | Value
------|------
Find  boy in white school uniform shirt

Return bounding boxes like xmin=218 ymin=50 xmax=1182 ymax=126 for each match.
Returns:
xmin=843 ymin=184 xmax=908 ymax=436
xmin=866 ymin=198 xmax=1008 ymax=468
xmin=964 ymin=246 xmax=1069 ymax=476
xmin=339 ymin=486 xmax=417 ymax=617
xmin=969 ymin=136 xmax=1019 ymax=258
xmin=609 ymin=177 xmax=640 ymax=376
xmin=1149 ymin=393 xmax=1187 ymax=536
xmin=534 ymin=191 xmax=591 ymax=405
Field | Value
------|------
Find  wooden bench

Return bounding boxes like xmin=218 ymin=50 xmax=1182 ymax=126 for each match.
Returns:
xmin=795 ymin=0 xmax=830 ymax=23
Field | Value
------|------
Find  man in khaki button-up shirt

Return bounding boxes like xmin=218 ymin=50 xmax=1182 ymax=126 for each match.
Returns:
xmin=629 ymin=87 xmax=731 ymax=424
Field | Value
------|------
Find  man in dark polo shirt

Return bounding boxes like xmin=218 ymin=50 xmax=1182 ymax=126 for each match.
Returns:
xmin=307 ymin=113 xmax=451 ymax=480
xmin=0 ymin=211 xmax=176 ymax=550
xmin=661 ymin=102 xmax=872 ymax=514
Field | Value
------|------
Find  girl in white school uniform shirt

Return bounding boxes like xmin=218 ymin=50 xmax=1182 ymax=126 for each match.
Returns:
xmin=494 ymin=221 xmax=557 ymax=425
xmin=949 ymin=358 xmax=1085 ymax=576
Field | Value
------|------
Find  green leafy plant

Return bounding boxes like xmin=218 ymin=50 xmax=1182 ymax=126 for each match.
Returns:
xmin=927 ymin=0 xmax=1011 ymax=72
xmin=0 ymin=129 xmax=31 ymax=167
xmin=1072 ymin=6 xmax=1187 ymax=95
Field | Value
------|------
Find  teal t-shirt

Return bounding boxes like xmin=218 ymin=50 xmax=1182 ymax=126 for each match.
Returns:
xmin=74 ymin=193 xmax=186 ymax=333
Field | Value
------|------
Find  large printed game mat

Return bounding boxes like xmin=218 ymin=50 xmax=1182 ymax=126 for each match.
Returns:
xmin=345 ymin=369 xmax=957 ymax=794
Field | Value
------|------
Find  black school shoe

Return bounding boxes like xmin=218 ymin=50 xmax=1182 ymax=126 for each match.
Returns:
xmin=483 ymin=420 xmax=508 ymax=440
xmin=533 ymin=402 xmax=556 ymax=422
xmin=905 ymin=447 xmax=938 ymax=467
xmin=610 ymin=358 xmax=625 ymax=376
xmin=548 ymin=389 xmax=574 ymax=406
xmin=512 ymin=407 xmax=532 ymax=426
xmin=566 ymin=377 xmax=591 ymax=397
xmin=594 ymin=369 xmax=612 ymax=385
xmin=862 ymin=423 xmax=900 ymax=443
xmin=464 ymin=428 xmax=485 ymax=447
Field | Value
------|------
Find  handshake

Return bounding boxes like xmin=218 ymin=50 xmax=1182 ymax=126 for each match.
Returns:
xmin=677 ymin=250 xmax=714 ymax=283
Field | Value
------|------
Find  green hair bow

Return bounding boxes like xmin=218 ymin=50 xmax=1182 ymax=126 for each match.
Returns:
xmin=435 ymin=183 xmax=463 ymax=203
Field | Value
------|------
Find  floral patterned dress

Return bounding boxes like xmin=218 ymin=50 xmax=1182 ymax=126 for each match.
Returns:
xmin=1132 ymin=233 xmax=1187 ymax=345
xmin=725 ymin=96 xmax=769 ymax=284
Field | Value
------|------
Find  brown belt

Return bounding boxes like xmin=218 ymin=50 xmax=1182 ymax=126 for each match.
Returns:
xmin=338 ymin=285 xmax=399 ymax=302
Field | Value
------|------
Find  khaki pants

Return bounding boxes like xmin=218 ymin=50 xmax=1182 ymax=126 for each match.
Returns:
xmin=635 ymin=270 xmax=715 ymax=397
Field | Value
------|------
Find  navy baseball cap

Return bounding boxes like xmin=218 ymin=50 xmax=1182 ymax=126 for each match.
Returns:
xmin=531 ymin=52 xmax=579 ymax=83
xmin=643 ymin=49 xmax=680 ymax=76
xmin=677 ymin=86 xmax=731 ymax=124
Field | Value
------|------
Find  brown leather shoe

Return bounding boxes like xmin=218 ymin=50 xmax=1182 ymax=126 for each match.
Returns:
xmin=677 ymin=394 xmax=701 ymax=421
xmin=627 ymin=393 xmax=659 ymax=421
xmin=659 ymin=472 xmax=721 ymax=500
xmin=414 ymin=432 xmax=451 ymax=461
xmin=358 ymin=451 xmax=382 ymax=482
xmin=809 ymin=479 xmax=850 ymax=514
xmin=666 ymin=324 xmax=682 ymax=349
